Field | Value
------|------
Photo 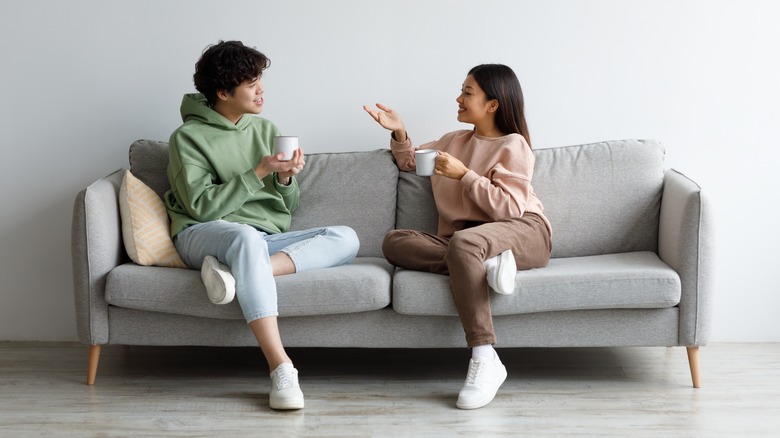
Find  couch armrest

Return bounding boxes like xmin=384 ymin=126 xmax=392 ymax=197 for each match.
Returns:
xmin=659 ymin=169 xmax=714 ymax=346
xmin=71 ymin=169 xmax=126 ymax=345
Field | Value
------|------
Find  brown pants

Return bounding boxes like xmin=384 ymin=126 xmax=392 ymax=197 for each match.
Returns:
xmin=382 ymin=214 xmax=551 ymax=347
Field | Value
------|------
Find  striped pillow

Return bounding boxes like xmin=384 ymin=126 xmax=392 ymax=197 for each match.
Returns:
xmin=119 ymin=170 xmax=187 ymax=268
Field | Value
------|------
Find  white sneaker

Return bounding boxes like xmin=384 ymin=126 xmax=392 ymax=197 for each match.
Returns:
xmin=200 ymin=255 xmax=236 ymax=305
xmin=270 ymin=363 xmax=304 ymax=410
xmin=456 ymin=351 xmax=508 ymax=410
xmin=485 ymin=249 xmax=516 ymax=295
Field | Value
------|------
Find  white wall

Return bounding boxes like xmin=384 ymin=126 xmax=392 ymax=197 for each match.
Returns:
xmin=1 ymin=0 xmax=778 ymax=341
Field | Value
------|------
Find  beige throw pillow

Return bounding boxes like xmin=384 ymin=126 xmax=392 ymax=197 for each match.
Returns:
xmin=119 ymin=170 xmax=187 ymax=268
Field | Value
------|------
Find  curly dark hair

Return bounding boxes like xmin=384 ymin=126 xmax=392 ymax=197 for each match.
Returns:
xmin=193 ymin=40 xmax=271 ymax=106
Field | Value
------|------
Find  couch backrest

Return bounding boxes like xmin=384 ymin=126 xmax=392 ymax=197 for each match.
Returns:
xmin=534 ymin=139 xmax=664 ymax=258
xmin=130 ymin=138 xmax=664 ymax=261
xmin=290 ymin=150 xmax=398 ymax=258
xmin=395 ymin=139 xmax=665 ymax=259
xmin=395 ymin=171 xmax=438 ymax=234
xmin=129 ymin=139 xmax=170 ymax=199
xmin=128 ymin=140 xmax=398 ymax=258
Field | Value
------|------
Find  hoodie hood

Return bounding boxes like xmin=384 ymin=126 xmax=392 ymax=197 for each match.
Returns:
xmin=180 ymin=93 xmax=253 ymax=131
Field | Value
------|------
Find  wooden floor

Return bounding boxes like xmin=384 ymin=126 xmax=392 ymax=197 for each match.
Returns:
xmin=1 ymin=342 xmax=778 ymax=437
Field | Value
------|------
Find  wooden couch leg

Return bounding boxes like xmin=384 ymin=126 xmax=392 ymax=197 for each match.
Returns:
xmin=686 ymin=346 xmax=701 ymax=388
xmin=87 ymin=345 xmax=102 ymax=385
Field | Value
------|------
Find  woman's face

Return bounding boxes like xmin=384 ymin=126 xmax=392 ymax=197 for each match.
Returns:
xmin=456 ymin=75 xmax=497 ymax=127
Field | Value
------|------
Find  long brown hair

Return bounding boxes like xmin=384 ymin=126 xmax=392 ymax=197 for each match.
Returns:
xmin=468 ymin=64 xmax=531 ymax=148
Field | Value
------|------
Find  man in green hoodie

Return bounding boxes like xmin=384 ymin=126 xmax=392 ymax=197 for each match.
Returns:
xmin=164 ymin=40 xmax=360 ymax=410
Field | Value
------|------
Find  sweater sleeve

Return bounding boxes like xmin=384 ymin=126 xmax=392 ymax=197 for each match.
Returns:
xmin=389 ymin=135 xmax=437 ymax=171
xmin=274 ymin=174 xmax=300 ymax=213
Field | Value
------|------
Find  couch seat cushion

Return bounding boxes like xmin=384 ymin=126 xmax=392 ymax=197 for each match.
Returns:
xmin=106 ymin=257 xmax=393 ymax=319
xmin=392 ymin=252 xmax=681 ymax=316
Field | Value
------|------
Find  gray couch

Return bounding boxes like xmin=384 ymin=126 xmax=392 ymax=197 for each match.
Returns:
xmin=71 ymin=138 xmax=712 ymax=387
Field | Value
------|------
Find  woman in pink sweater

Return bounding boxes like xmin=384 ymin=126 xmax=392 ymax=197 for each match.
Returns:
xmin=364 ymin=64 xmax=552 ymax=409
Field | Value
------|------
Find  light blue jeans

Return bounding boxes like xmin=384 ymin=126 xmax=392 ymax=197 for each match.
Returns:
xmin=174 ymin=220 xmax=360 ymax=322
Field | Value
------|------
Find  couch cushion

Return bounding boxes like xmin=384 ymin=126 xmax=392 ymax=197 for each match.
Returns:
xmin=129 ymin=139 xmax=170 ymax=200
xmin=533 ymin=139 xmax=665 ymax=258
xmin=393 ymin=139 xmax=665 ymax=259
xmin=291 ymin=150 xmax=398 ymax=258
xmin=395 ymin=171 xmax=438 ymax=234
xmin=105 ymin=257 xmax=393 ymax=319
xmin=391 ymin=252 xmax=681 ymax=316
xmin=128 ymin=140 xmax=398 ymax=258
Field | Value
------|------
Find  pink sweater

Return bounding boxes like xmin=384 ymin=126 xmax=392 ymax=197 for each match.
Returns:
xmin=391 ymin=130 xmax=551 ymax=238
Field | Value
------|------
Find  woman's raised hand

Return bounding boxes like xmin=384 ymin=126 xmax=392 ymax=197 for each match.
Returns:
xmin=363 ymin=103 xmax=407 ymax=142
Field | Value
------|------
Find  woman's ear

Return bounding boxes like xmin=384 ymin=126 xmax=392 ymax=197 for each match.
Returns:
xmin=487 ymin=99 xmax=499 ymax=113
xmin=216 ymin=89 xmax=230 ymax=101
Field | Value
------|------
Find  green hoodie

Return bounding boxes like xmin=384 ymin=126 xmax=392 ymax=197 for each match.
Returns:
xmin=164 ymin=93 xmax=299 ymax=237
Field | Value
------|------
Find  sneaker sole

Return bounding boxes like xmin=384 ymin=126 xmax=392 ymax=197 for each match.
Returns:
xmin=455 ymin=368 xmax=508 ymax=410
xmin=270 ymin=398 xmax=305 ymax=410
xmin=494 ymin=250 xmax=516 ymax=295
xmin=201 ymin=256 xmax=235 ymax=305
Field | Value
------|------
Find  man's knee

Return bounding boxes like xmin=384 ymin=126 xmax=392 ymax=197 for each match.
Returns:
xmin=225 ymin=224 xmax=266 ymax=256
xmin=331 ymin=226 xmax=360 ymax=260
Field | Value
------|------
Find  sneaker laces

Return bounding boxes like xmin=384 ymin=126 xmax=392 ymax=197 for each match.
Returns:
xmin=274 ymin=368 xmax=297 ymax=389
xmin=465 ymin=359 xmax=485 ymax=385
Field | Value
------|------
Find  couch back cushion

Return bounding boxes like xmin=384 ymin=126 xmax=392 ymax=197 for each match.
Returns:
xmin=128 ymin=140 xmax=398 ymax=258
xmin=129 ymin=139 xmax=170 ymax=200
xmin=535 ymin=139 xmax=664 ymax=258
xmin=395 ymin=171 xmax=439 ymax=234
xmin=395 ymin=139 xmax=665 ymax=258
xmin=290 ymin=150 xmax=398 ymax=258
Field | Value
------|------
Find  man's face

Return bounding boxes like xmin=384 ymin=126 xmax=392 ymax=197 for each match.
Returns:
xmin=235 ymin=76 xmax=265 ymax=114
xmin=221 ymin=76 xmax=265 ymax=116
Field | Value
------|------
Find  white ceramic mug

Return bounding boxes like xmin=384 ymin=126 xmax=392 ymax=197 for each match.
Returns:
xmin=273 ymin=136 xmax=299 ymax=161
xmin=415 ymin=149 xmax=438 ymax=176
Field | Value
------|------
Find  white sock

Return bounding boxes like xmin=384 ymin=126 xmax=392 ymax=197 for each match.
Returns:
xmin=472 ymin=345 xmax=495 ymax=359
